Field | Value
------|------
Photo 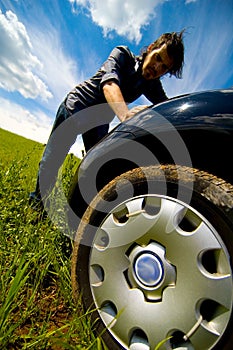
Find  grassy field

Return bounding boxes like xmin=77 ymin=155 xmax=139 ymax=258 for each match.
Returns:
xmin=0 ymin=128 xmax=105 ymax=349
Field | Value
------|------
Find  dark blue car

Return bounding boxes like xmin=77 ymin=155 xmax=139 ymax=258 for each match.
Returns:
xmin=70 ymin=88 xmax=233 ymax=350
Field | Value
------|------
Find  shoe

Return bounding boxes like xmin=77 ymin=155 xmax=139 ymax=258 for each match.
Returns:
xmin=29 ymin=191 xmax=44 ymax=211
xmin=28 ymin=192 xmax=49 ymax=222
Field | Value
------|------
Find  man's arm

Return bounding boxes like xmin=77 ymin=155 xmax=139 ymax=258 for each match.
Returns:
xmin=102 ymin=81 xmax=129 ymax=122
xmin=103 ymin=81 xmax=148 ymax=121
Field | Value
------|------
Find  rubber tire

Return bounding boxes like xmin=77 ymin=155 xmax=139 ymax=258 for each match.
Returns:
xmin=71 ymin=165 xmax=233 ymax=350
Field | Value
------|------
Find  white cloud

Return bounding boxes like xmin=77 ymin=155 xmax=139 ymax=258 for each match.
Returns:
xmin=70 ymin=0 xmax=166 ymax=43
xmin=0 ymin=96 xmax=86 ymax=158
xmin=29 ymin=26 xmax=79 ymax=108
xmin=0 ymin=9 xmax=52 ymax=101
xmin=0 ymin=97 xmax=52 ymax=144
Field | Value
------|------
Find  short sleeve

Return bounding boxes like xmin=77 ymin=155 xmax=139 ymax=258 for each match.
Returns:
xmin=100 ymin=46 xmax=132 ymax=90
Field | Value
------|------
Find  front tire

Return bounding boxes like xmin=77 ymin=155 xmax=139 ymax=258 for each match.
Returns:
xmin=71 ymin=165 xmax=233 ymax=350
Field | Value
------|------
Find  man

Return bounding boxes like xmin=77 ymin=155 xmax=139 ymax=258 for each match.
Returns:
xmin=29 ymin=30 xmax=185 ymax=209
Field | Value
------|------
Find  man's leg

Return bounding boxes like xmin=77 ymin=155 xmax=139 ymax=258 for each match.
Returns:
xmin=82 ymin=124 xmax=109 ymax=152
xmin=29 ymin=102 xmax=76 ymax=208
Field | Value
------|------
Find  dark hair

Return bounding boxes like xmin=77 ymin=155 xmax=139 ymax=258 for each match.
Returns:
xmin=142 ymin=30 xmax=185 ymax=79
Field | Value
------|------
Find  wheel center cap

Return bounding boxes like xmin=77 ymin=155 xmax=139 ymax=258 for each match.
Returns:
xmin=134 ymin=252 xmax=164 ymax=287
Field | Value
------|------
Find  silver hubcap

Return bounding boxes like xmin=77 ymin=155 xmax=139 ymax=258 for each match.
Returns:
xmin=89 ymin=195 xmax=233 ymax=349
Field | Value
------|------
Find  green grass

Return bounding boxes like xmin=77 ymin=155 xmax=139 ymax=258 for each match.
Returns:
xmin=0 ymin=129 xmax=168 ymax=350
xmin=0 ymin=128 xmax=103 ymax=349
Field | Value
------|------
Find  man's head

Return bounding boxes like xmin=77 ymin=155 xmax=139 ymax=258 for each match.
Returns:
xmin=142 ymin=30 xmax=185 ymax=80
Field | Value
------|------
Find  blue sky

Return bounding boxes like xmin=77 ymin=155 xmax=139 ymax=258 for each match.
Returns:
xmin=0 ymin=0 xmax=232 ymax=156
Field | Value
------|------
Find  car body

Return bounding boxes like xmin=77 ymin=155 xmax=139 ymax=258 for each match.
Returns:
xmin=70 ymin=88 xmax=233 ymax=350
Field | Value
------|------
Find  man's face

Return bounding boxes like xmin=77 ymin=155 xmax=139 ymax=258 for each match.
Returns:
xmin=142 ymin=44 xmax=173 ymax=80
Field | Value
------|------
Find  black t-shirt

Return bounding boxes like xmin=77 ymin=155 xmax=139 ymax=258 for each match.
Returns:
xmin=66 ymin=46 xmax=168 ymax=119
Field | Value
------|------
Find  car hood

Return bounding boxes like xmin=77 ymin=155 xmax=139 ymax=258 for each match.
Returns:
xmin=112 ymin=88 xmax=233 ymax=135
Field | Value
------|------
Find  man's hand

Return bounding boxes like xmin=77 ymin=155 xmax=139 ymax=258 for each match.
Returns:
xmin=124 ymin=105 xmax=149 ymax=121
xmin=103 ymin=80 xmax=149 ymax=122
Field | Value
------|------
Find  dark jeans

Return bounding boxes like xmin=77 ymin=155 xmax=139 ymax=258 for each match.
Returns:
xmin=32 ymin=101 xmax=109 ymax=201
